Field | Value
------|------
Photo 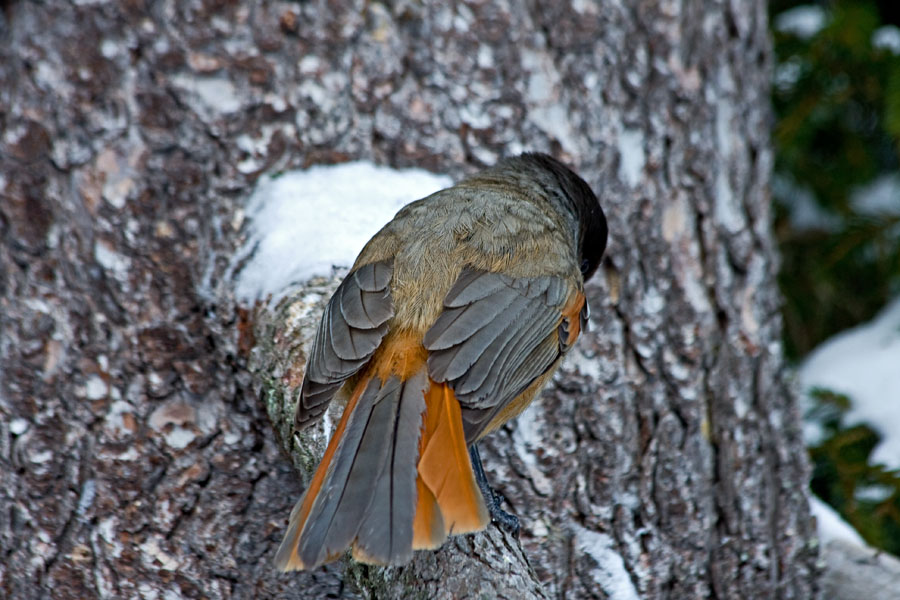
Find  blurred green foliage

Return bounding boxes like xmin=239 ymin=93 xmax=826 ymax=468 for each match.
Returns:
xmin=771 ymin=0 xmax=900 ymax=556
xmin=771 ymin=0 xmax=900 ymax=359
xmin=806 ymin=389 xmax=900 ymax=555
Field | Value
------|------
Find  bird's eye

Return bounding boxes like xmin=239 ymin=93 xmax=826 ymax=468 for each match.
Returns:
xmin=580 ymin=258 xmax=590 ymax=274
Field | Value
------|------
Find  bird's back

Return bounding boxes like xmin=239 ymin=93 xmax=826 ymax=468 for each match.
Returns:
xmin=354 ymin=185 xmax=579 ymax=334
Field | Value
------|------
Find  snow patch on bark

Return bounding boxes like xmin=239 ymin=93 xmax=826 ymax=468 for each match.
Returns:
xmin=572 ymin=524 xmax=640 ymax=600
xmin=231 ymin=161 xmax=451 ymax=302
xmin=520 ymin=47 xmax=580 ymax=155
xmin=617 ymin=128 xmax=645 ymax=188
xmin=714 ymin=72 xmax=747 ymax=234
xmin=511 ymin=403 xmax=553 ymax=495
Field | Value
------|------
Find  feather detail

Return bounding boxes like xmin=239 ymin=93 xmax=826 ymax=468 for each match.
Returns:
xmin=417 ymin=381 xmax=489 ymax=536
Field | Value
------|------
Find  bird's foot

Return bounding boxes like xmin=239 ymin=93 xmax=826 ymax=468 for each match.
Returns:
xmin=469 ymin=444 xmax=520 ymax=538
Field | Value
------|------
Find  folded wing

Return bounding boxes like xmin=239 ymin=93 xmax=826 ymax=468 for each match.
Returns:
xmin=294 ymin=259 xmax=394 ymax=431
xmin=423 ymin=267 xmax=587 ymax=441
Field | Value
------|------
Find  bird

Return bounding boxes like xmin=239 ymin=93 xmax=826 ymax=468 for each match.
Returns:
xmin=274 ymin=152 xmax=608 ymax=571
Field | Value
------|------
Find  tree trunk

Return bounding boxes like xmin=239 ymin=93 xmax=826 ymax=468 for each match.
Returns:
xmin=0 ymin=1 xmax=819 ymax=598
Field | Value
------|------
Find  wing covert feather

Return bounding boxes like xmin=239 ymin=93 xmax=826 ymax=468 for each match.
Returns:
xmin=424 ymin=268 xmax=586 ymax=441
xmin=294 ymin=260 xmax=394 ymax=431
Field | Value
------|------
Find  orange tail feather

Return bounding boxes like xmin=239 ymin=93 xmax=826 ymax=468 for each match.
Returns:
xmin=414 ymin=381 xmax=489 ymax=546
xmin=277 ymin=336 xmax=489 ymax=570
xmin=411 ymin=474 xmax=445 ymax=549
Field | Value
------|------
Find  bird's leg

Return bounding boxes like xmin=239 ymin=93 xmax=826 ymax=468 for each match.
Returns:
xmin=468 ymin=444 xmax=520 ymax=537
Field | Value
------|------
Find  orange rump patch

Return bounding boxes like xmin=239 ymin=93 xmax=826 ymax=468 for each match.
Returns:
xmin=371 ymin=330 xmax=429 ymax=380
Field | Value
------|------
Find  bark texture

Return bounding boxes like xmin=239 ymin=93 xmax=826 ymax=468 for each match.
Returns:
xmin=0 ymin=1 xmax=820 ymax=599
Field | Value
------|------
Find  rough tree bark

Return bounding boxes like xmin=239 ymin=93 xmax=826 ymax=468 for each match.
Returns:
xmin=0 ymin=1 xmax=820 ymax=599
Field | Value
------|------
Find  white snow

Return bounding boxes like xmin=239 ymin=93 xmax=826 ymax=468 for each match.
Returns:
xmin=641 ymin=286 xmax=664 ymax=315
xmin=94 ymin=241 xmax=131 ymax=278
xmin=800 ymin=296 xmax=900 ymax=469
xmin=572 ymin=524 xmax=640 ymax=600
xmin=566 ymin=349 xmax=603 ymax=381
xmin=774 ymin=57 xmax=804 ymax=92
xmin=163 ymin=426 xmax=196 ymax=450
xmin=76 ymin=479 xmax=97 ymax=518
xmin=775 ymin=5 xmax=827 ymax=39
xmin=873 ymin=25 xmax=900 ymax=54
xmin=850 ymin=172 xmax=900 ymax=217
xmin=714 ymin=87 xmax=747 ymax=234
xmin=140 ymin=537 xmax=180 ymax=571
xmin=105 ymin=400 xmax=136 ymax=438
xmin=9 ymin=418 xmax=29 ymax=435
xmin=171 ymin=74 xmax=242 ymax=114
xmin=100 ymin=39 xmax=119 ymax=59
xmin=85 ymin=374 xmax=108 ymax=400
xmin=511 ymin=403 xmax=553 ymax=495
xmin=477 ymin=45 xmax=494 ymax=69
xmin=520 ymin=48 xmax=580 ymax=155
xmin=811 ymin=495 xmax=865 ymax=546
xmin=855 ymin=484 xmax=894 ymax=503
xmin=31 ymin=450 xmax=54 ymax=464
xmin=617 ymin=128 xmax=645 ymax=188
xmin=233 ymin=161 xmax=452 ymax=301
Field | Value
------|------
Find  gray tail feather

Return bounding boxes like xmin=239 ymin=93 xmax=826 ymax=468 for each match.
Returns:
xmin=295 ymin=370 xmax=428 ymax=568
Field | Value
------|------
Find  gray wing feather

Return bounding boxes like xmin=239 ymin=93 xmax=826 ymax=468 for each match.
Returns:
xmin=483 ymin=309 xmax=558 ymax=395
xmin=452 ymin=297 xmax=553 ymax=396
xmin=457 ymin=332 xmax=561 ymax=441
xmin=356 ymin=260 xmax=393 ymax=291
xmin=501 ymin=332 xmax=560 ymax=398
xmin=544 ymin=277 xmax=568 ymax=305
xmin=421 ymin=292 xmax=518 ymax=350
xmin=427 ymin=292 xmax=530 ymax=381
xmin=339 ymin=281 xmax=372 ymax=329
xmin=443 ymin=269 xmax=509 ymax=307
xmin=294 ymin=260 xmax=394 ymax=431
xmin=424 ymin=269 xmax=580 ymax=430
xmin=327 ymin=300 xmax=359 ymax=361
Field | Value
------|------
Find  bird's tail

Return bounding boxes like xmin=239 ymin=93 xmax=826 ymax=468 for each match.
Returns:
xmin=275 ymin=335 xmax=488 ymax=571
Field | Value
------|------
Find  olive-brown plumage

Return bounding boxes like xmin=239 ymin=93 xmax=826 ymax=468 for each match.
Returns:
xmin=275 ymin=153 xmax=607 ymax=571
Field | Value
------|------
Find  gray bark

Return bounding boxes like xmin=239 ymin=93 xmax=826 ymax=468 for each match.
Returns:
xmin=0 ymin=1 xmax=820 ymax=599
